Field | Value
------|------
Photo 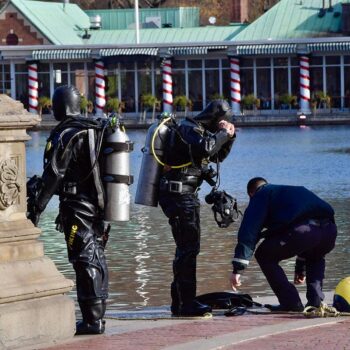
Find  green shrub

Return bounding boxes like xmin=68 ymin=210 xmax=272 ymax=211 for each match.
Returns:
xmin=314 ymin=91 xmax=331 ymax=108
xmin=80 ymin=96 xmax=94 ymax=114
xmin=278 ymin=93 xmax=297 ymax=107
xmin=141 ymin=94 xmax=160 ymax=110
xmin=106 ymin=97 xmax=124 ymax=113
xmin=242 ymin=94 xmax=260 ymax=109
xmin=173 ymin=95 xmax=192 ymax=111
xmin=38 ymin=96 xmax=52 ymax=115
xmin=209 ymin=93 xmax=226 ymax=101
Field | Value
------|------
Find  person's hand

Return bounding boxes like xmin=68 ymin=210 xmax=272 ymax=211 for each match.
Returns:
xmin=218 ymin=120 xmax=235 ymax=138
xmin=27 ymin=204 xmax=41 ymax=226
xmin=230 ymin=273 xmax=242 ymax=291
xmin=27 ymin=210 xmax=41 ymax=226
xmin=294 ymin=272 xmax=306 ymax=285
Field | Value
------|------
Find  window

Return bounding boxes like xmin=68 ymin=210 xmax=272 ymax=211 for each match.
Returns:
xmin=188 ymin=70 xmax=203 ymax=111
xmin=6 ymin=33 xmax=18 ymax=45
xmin=120 ymin=62 xmax=136 ymax=112
xmin=70 ymin=63 xmax=85 ymax=96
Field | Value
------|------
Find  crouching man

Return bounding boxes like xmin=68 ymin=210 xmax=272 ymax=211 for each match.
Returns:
xmin=230 ymin=177 xmax=337 ymax=311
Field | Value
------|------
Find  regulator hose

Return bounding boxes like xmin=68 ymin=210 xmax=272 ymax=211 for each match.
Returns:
xmin=151 ymin=116 xmax=192 ymax=169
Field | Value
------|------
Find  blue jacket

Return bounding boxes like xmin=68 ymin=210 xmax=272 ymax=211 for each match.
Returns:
xmin=232 ymin=184 xmax=334 ymax=272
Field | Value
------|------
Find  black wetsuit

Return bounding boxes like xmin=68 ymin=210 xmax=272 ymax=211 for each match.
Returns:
xmin=158 ymin=117 xmax=235 ymax=314
xmin=35 ymin=116 xmax=109 ymax=323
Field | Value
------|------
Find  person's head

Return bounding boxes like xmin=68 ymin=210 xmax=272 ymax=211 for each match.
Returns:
xmin=52 ymin=85 xmax=81 ymax=121
xmin=247 ymin=177 xmax=267 ymax=198
xmin=193 ymin=99 xmax=233 ymax=132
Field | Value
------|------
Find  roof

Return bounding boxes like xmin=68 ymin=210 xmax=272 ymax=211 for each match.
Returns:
xmin=3 ymin=0 xmax=350 ymax=58
xmin=1 ymin=0 xmax=245 ymax=47
xmin=234 ymin=0 xmax=349 ymax=41
xmin=85 ymin=25 xmax=245 ymax=46
xmin=85 ymin=7 xmax=200 ymax=30
xmin=6 ymin=0 xmax=90 ymax=45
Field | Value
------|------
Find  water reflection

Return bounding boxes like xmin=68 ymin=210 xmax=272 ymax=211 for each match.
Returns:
xmin=27 ymin=126 xmax=350 ymax=310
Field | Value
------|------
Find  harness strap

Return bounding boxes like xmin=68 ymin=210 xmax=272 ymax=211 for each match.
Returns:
xmin=104 ymin=174 xmax=134 ymax=185
xmin=104 ymin=141 xmax=134 ymax=154
xmin=88 ymin=129 xmax=105 ymax=210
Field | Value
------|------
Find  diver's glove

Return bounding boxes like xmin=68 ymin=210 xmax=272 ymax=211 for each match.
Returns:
xmin=27 ymin=204 xmax=41 ymax=226
xmin=26 ymin=175 xmax=43 ymax=226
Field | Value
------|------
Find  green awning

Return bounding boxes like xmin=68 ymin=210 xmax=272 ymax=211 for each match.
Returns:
xmin=307 ymin=42 xmax=350 ymax=52
xmin=236 ymin=44 xmax=297 ymax=55
xmin=100 ymin=48 xmax=159 ymax=56
xmin=32 ymin=49 xmax=91 ymax=60
xmin=168 ymin=45 xmax=227 ymax=56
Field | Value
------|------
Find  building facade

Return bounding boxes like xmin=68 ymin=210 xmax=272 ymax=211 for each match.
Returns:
xmin=1 ymin=0 xmax=350 ymax=116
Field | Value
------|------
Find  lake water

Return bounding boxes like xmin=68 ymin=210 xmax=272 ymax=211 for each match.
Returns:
xmin=26 ymin=125 xmax=350 ymax=311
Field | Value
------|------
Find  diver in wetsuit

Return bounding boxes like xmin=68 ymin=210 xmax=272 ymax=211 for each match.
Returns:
xmin=158 ymin=100 xmax=236 ymax=316
xmin=27 ymin=85 xmax=110 ymax=334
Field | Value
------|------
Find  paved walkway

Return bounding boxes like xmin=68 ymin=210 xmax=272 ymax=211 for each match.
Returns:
xmin=33 ymin=292 xmax=350 ymax=350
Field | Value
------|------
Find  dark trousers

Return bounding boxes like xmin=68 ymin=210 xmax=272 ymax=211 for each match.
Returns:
xmin=255 ymin=221 xmax=337 ymax=307
xmin=159 ymin=192 xmax=201 ymax=308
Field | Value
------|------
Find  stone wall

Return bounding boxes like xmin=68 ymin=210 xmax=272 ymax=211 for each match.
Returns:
xmin=0 ymin=95 xmax=75 ymax=350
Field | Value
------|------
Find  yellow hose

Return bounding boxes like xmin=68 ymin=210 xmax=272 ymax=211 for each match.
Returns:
xmin=151 ymin=117 xmax=191 ymax=169
xmin=303 ymin=302 xmax=350 ymax=317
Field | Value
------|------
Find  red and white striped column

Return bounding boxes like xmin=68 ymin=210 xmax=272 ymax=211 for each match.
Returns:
xmin=162 ymin=59 xmax=173 ymax=113
xmin=299 ymin=55 xmax=311 ymax=114
xmin=95 ymin=60 xmax=106 ymax=116
xmin=28 ymin=62 xmax=39 ymax=114
xmin=230 ymin=57 xmax=241 ymax=116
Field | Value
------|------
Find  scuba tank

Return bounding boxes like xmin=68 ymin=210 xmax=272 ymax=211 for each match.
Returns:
xmin=135 ymin=113 xmax=173 ymax=207
xmin=103 ymin=117 xmax=134 ymax=221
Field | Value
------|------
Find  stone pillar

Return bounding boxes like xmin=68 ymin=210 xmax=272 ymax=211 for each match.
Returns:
xmin=162 ymin=58 xmax=173 ymax=113
xmin=229 ymin=56 xmax=242 ymax=116
xmin=95 ymin=60 xmax=106 ymax=116
xmin=0 ymin=95 xmax=75 ymax=349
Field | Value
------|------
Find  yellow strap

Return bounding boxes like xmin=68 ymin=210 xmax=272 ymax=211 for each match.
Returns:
xmin=303 ymin=302 xmax=350 ymax=318
xmin=151 ymin=117 xmax=192 ymax=169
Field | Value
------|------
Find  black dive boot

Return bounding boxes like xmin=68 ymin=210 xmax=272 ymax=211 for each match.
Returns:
xmin=176 ymin=281 xmax=212 ymax=316
xmin=170 ymin=282 xmax=180 ymax=315
xmin=76 ymin=299 xmax=106 ymax=335
xmin=179 ymin=300 xmax=212 ymax=316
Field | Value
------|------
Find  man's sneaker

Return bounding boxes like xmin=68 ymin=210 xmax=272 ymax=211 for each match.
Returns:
xmin=266 ymin=302 xmax=304 ymax=312
xmin=177 ymin=300 xmax=212 ymax=317
xmin=75 ymin=319 xmax=105 ymax=335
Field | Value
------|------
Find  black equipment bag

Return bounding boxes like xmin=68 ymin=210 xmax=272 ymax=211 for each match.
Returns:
xmin=195 ymin=291 xmax=254 ymax=310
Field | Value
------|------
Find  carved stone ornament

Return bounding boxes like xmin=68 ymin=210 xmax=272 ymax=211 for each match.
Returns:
xmin=0 ymin=158 xmax=20 ymax=210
